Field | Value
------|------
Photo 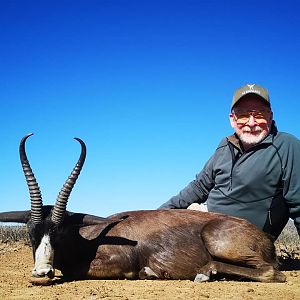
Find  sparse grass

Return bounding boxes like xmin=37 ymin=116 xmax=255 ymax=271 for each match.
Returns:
xmin=0 ymin=225 xmax=30 ymax=244
xmin=275 ymin=220 xmax=300 ymax=259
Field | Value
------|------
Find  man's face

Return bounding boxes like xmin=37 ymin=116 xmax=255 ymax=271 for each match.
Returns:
xmin=229 ymin=95 xmax=273 ymax=148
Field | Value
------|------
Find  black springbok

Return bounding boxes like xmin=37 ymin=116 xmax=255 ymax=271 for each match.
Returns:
xmin=0 ymin=134 xmax=286 ymax=285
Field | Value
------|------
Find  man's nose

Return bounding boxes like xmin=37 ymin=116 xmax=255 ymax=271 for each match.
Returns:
xmin=246 ymin=115 xmax=257 ymax=126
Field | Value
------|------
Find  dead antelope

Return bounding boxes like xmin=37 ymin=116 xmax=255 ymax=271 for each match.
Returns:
xmin=0 ymin=134 xmax=286 ymax=285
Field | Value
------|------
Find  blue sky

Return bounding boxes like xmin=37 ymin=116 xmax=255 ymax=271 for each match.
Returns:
xmin=1 ymin=0 xmax=300 ymax=217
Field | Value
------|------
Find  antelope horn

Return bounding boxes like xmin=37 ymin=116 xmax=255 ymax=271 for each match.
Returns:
xmin=20 ymin=133 xmax=43 ymax=224
xmin=51 ymin=138 xmax=86 ymax=225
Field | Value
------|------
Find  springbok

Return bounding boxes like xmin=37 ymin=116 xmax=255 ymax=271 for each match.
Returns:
xmin=0 ymin=134 xmax=286 ymax=285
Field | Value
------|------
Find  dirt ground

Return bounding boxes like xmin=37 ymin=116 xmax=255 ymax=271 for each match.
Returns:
xmin=0 ymin=242 xmax=299 ymax=300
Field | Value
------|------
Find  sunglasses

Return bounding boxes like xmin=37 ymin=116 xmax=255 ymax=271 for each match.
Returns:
xmin=232 ymin=110 xmax=271 ymax=125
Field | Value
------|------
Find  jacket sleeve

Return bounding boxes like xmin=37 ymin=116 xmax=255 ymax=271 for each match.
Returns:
xmin=158 ymin=154 xmax=216 ymax=209
xmin=282 ymin=136 xmax=300 ymax=237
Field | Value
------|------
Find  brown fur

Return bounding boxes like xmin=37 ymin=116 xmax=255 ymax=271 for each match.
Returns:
xmin=65 ymin=209 xmax=285 ymax=282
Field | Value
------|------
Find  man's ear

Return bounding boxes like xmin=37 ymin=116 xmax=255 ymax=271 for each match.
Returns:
xmin=229 ymin=113 xmax=235 ymax=128
xmin=269 ymin=111 xmax=273 ymax=121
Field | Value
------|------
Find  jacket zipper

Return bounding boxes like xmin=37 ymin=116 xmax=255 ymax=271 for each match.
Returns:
xmin=268 ymin=209 xmax=272 ymax=226
xmin=228 ymin=142 xmax=240 ymax=191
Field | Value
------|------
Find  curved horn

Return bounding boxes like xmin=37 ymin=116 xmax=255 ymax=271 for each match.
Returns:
xmin=20 ymin=133 xmax=43 ymax=224
xmin=51 ymin=138 xmax=86 ymax=225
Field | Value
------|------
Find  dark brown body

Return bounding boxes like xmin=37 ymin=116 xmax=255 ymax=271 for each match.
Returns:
xmin=55 ymin=209 xmax=285 ymax=282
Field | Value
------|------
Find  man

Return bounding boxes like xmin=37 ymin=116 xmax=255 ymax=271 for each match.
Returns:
xmin=159 ymin=84 xmax=300 ymax=239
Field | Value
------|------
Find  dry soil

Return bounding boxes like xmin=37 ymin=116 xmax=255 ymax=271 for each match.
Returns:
xmin=0 ymin=242 xmax=299 ymax=300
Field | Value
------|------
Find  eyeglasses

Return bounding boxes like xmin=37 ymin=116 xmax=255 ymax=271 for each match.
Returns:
xmin=232 ymin=110 xmax=271 ymax=125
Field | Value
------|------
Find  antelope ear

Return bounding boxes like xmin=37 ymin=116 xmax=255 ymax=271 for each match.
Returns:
xmin=67 ymin=212 xmax=129 ymax=226
xmin=78 ymin=217 xmax=129 ymax=240
xmin=0 ymin=210 xmax=31 ymax=224
xmin=66 ymin=212 xmax=107 ymax=226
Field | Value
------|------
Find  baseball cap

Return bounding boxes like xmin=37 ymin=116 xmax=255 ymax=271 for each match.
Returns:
xmin=231 ymin=84 xmax=270 ymax=109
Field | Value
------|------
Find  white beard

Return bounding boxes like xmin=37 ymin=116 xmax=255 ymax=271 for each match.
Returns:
xmin=238 ymin=126 xmax=268 ymax=146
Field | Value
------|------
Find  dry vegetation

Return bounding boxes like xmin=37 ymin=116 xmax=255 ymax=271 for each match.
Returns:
xmin=0 ymin=225 xmax=29 ymax=244
xmin=275 ymin=220 xmax=300 ymax=260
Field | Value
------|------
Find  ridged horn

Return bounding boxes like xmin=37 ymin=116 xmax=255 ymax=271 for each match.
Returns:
xmin=20 ymin=133 xmax=43 ymax=224
xmin=51 ymin=138 xmax=86 ymax=225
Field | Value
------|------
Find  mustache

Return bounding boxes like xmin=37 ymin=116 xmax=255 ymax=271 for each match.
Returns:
xmin=242 ymin=126 xmax=263 ymax=133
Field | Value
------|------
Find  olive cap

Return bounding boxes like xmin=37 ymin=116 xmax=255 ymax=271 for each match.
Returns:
xmin=232 ymin=84 xmax=270 ymax=109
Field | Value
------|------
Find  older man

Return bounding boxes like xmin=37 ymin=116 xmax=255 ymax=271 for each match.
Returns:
xmin=159 ymin=84 xmax=300 ymax=239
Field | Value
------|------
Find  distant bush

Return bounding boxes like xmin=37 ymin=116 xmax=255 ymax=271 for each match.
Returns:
xmin=275 ymin=220 xmax=300 ymax=259
xmin=0 ymin=225 xmax=30 ymax=244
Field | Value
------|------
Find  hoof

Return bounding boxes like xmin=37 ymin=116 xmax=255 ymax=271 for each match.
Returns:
xmin=29 ymin=276 xmax=53 ymax=286
xmin=194 ymin=273 xmax=210 ymax=282
xmin=139 ymin=267 xmax=159 ymax=279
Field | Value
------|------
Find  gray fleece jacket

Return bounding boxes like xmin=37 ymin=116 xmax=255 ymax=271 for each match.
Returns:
xmin=159 ymin=125 xmax=300 ymax=239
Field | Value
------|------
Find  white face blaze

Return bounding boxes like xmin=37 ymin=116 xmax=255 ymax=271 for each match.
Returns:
xmin=32 ymin=235 xmax=55 ymax=278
